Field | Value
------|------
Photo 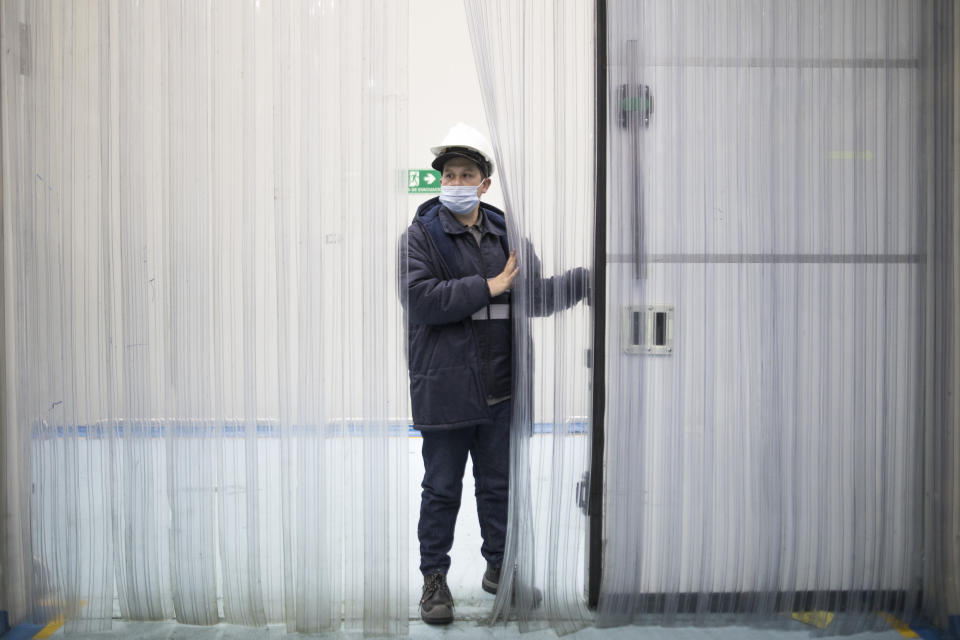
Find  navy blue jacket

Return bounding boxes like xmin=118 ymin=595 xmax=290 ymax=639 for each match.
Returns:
xmin=400 ymin=197 xmax=588 ymax=431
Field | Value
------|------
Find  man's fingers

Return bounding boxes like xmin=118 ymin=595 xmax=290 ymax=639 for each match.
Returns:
xmin=491 ymin=253 xmax=519 ymax=296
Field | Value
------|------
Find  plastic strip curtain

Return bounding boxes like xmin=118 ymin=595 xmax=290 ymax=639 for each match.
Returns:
xmin=0 ymin=0 xmax=408 ymax=635
xmin=463 ymin=0 xmax=595 ymax=633
xmin=600 ymin=0 xmax=953 ymax=635
xmin=923 ymin=1 xmax=960 ymax=631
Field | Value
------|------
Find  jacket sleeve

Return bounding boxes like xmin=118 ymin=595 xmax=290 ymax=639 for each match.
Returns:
xmin=523 ymin=239 xmax=591 ymax=318
xmin=399 ymin=225 xmax=491 ymax=325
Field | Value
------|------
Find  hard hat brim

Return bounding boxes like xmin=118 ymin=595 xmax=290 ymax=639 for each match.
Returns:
xmin=431 ymin=147 xmax=494 ymax=177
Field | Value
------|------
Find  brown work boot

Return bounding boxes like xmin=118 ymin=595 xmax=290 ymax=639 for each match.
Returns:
xmin=482 ymin=563 xmax=501 ymax=595
xmin=420 ymin=573 xmax=454 ymax=624
xmin=482 ymin=562 xmax=543 ymax=608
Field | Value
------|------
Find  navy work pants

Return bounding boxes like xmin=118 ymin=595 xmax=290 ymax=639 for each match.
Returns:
xmin=418 ymin=399 xmax=511 ymax=576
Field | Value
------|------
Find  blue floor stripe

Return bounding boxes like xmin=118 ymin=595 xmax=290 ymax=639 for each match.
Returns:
xmin=32 ymin=421 xmax=590 ymax=439
xmin=910 ymin=617 xmax=951 ymax=640
xmin=3 ymin=622 xmax=44 ymax=640
xmin=409 ymin=422 xmax=588 ymax=437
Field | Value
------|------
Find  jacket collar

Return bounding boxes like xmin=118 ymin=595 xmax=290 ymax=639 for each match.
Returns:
xmin=438 ymin=205 xmax=505 ymax=237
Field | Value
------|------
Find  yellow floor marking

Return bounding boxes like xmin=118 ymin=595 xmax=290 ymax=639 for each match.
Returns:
xmin=879 ymin=612 xmax=919 ymax=638
xmin=791 ymin=610 xmax=835 ymax=629
xmin=32 ymin=599 xmax=86 ymax=639
xmin=32 ymin=614 xmax=66 ymax=639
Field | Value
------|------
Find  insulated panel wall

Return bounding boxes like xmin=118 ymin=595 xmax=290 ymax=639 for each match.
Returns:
xmin=600 ymin=0 xmax=927 ymax=629
xmin=606 ymin=263 xmax=920 ymax=592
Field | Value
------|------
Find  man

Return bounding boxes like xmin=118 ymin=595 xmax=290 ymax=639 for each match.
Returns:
xmin=400 ymin=123 xmax=587 ymax=624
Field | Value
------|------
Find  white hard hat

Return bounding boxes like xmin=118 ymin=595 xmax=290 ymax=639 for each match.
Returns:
xmin=430 ymin=122 xmax=496 ymax=177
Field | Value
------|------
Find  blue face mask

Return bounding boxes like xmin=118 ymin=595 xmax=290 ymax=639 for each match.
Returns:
xmin=439 ymin=185 xmax=481 ymax=215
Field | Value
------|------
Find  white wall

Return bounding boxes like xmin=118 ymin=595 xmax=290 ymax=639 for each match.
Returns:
xmin=407 ymin=0 xmax=504 ymax=217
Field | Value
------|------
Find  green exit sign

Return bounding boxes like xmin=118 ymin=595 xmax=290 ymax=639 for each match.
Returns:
xmin=408 ymin=169 xmax=441 ymax=193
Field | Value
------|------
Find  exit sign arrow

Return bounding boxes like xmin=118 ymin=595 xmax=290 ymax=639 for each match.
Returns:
xmin=408 ymin=169 xmax=441 ymax=194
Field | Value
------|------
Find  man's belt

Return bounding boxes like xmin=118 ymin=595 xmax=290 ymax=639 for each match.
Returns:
xmin=471 ymin=304 xmax=511 ymax=321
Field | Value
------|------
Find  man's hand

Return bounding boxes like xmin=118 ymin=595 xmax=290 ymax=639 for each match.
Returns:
xmin=487 ymin=251 xmax=519 ymax=297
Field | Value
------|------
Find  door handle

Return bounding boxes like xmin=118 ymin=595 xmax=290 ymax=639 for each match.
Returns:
xmin=619 ymin=80 xmax=652 ymax=279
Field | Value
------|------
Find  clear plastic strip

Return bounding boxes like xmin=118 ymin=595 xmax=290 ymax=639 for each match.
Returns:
xmin=463 ymin=0 xmax=596 ymax=633
xmin=1 ymin=0 xmax=408 ymax=634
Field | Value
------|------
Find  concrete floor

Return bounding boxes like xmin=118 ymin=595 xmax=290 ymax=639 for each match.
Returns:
xmin=17 ymin=617 xmax=914 ymax=639
xmin=3 ymin=436 xmax=933 ymax=639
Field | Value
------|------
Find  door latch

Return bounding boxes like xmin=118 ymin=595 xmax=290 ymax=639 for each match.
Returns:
xmin=623 ymin=305 xmax=675 ymax=355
